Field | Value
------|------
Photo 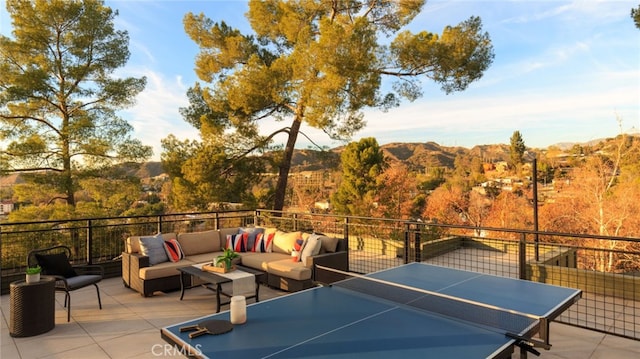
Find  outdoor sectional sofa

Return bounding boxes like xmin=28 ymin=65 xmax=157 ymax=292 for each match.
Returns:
xmin=121 ymin=227 xmax=348 ymax=296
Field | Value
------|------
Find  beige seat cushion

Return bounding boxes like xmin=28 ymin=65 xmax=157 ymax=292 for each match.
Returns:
xmin=178 ymin=230 xmax=221 ymax=256
xmin=185 ymin=252 xmax=226 ymax=265
xmin=266 ymin=259 xmax=312 ymax=281
xmin=139 ymin=260 xmax=190 ymax=280
xmin=240 ymin=252 xmax=289 ymax=271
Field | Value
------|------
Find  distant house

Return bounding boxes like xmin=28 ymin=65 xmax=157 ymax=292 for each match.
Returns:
xmin=314 ymin=200 xmax=330 ymax=211
xmin=0 ymin=201 xmax=14 ymax=215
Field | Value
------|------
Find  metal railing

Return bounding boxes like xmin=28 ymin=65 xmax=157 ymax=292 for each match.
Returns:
xmin=256 ymin=210 xmax=640 ymax=341
xmin=0 ymin=210 xmax=256 ymax=287
xmin=2 ymin=209 xmax=639 ymax=340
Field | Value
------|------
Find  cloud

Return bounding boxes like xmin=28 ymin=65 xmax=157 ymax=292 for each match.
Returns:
xmin=119 ymin=68 xmax=199 ymax=160
xmin=352 ymin=66 xmax=639 ymax=148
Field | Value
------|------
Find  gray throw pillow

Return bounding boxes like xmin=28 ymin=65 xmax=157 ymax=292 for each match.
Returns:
xmin=139 ymin=233 xmax=169 ymax=265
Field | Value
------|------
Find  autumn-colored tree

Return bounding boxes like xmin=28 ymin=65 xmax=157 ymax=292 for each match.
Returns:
xmin=540 ymin=132 xmax=640 ymax=272
xmin=484 ymin=191 xmax=532 ymax=239
xmin=0 ymin=0 xmax=150 ymax=220
xmin=423 ymin=184 xmax=466 ymax=225
xmin=371 ymin=163 xmax=420 ymax=219
xmin=180 ymin=0 xmax=494 ymax=211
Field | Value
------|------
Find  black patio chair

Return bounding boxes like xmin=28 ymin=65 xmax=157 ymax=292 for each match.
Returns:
xmin=27 ymin=245 xmax=103 ymax=322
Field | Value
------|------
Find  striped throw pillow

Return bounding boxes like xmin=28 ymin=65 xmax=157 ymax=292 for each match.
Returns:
xmin=163 ymin=239 xmax=184 ymax=262
xmin=226 ymin=233 xmax=248 ymax=252
xmin=252 ymin=232 xmax=274 ymax=253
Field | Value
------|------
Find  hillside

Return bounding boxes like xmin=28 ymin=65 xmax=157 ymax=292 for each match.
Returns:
xmin=289 ymin=142 xmax=511 ymax=172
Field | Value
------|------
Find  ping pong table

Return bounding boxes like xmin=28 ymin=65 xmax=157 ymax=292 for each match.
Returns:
xmin=161 ymin=263 xmax=581 ymax=358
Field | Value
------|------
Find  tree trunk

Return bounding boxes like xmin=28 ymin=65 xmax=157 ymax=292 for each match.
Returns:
xmin=61 ymin=115 xmax=75 ymax=208
xmin=273 ymin=117 xmax=302 ymax=211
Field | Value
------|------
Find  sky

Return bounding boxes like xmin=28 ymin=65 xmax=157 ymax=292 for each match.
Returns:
xmin=1 ymin=0 xmax=639 ymax=160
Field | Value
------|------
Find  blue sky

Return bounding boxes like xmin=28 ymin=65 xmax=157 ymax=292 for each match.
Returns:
xmin=2 ymin=1 xmax=639 ymax=160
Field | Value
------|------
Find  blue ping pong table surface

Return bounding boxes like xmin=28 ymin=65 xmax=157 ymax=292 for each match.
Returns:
xmin=161 ymin=263 xmax=581 ymax=359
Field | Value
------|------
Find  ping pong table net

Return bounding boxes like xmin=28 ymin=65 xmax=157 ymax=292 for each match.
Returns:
xmin=317 ymin=265 xmax=550 ymax=354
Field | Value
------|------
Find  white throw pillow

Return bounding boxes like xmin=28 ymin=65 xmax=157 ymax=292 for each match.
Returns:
xmin=301 ymin=234 xmax=323 ymax=266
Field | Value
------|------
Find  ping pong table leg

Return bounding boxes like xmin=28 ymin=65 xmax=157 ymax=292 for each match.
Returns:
xmin=540 ymin=318 xmax=550 ymax=349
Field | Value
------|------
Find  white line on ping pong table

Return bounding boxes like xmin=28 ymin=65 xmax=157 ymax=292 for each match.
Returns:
xmin=260 ymin=305 xmax=398 ymax=359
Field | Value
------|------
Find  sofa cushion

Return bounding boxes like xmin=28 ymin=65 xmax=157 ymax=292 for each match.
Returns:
xmin=219 ymin=228 xmax=240 ymax=243
xmin=301 ymin=234 xmax=323 ymax=266
xmin=240 ymin=252 xmax=288 ymax=271
xmin=239 ymin=227 xmax=264 ymax=251
xmin=291 ymin=238 xmax=307 ymax=262
xmin=267 ymin=259 xmax=312 ymax=281
xmin=226 ymin=233 xmax=248 ymax=252
xmin=272 ymin=231 xmax=301 ymax=254
xmin=186 ymin=251 xmax=226 ymax=265
xmin=164 ymin=239 xmax=184 ymax=262
xmin=139 ymin=261 xmax=189 ymax=280
xmin=127 ymin=232 xmax=176 ymax=254
xmin=177 ymin=230 xmax=221 ymax=256
xmin=318 ymin=235 xmax=340 ymax=253
xmin=252 ymin=232 xmax=275 ymax=253
xmin=139 ymin=234 xmax=170 ymax=265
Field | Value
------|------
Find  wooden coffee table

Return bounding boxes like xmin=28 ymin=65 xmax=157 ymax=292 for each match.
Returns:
xmin=177 ymin=264 xmax=265 ymax=312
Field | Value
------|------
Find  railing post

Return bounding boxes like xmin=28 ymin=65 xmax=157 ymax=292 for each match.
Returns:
xmin=404 ymin=222 xmax=410 ymax=264
xmin=414 ymin=222 xmax=422 ymax=263
xmin=86 ymin=220 xmax=93 ymax=265
xmin=157 ymin=214 xmax=163 ymax=234
xmin=292 ymin=213 xmax=298 ymax=231
xmin=519 ymin=233 xmax=527 ymax=280
xmin=214 ymin=212 xmax=220 ymax=230
xmin=344 ymin=217 xmax=350 ymax=272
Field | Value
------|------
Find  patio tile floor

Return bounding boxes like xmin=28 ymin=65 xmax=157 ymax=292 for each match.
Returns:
xmin=2 ymin=275 xmax=639 ymax=358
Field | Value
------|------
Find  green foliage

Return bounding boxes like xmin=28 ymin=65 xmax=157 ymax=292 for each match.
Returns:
xmin=215 ymin=248 xmax=240 ymax=269
xmin=181 ymin=0 xmax=494 ymax=211
xmin=332 ymin=138 xmax=387 ymax=216
xmin=449 ymin=154 xmax=485 ymax=191
xmin=509 ymin=131 xmax=526 ymax=168
xmin=0 ymin=0 xmax=151 ymax=220
xmin=632 ymin=4 xmax=640 ymax=29
xmin=161 ymin=135 xmax=264 ymax=212
xmin=26 ymin=265 xmax=41 ymax=275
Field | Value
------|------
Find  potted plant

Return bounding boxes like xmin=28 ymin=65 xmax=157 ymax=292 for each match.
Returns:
xmin=25 ymin=265 xmax=41 ymax=283
xmin=215 ymin=248 xmax=240 ymax=271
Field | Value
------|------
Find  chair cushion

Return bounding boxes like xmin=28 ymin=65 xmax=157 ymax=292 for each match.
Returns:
xmin=64 ymin=275 xmax=102 ymax=290
xmin=35 ymin=252 xmax=77 ymax=278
